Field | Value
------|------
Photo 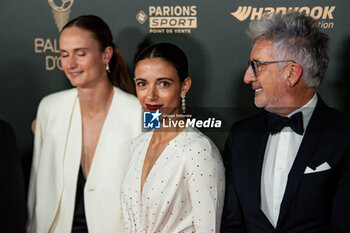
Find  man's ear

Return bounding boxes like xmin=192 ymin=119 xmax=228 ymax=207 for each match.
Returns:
xmin=285 ymin=62 xmax=303 ymax=87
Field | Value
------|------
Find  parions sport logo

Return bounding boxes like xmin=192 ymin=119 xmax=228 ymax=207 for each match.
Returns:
xmin=231 ymin=6 xmax=336 ymax=29
xmin=136 ymin=5 xmax=197 ymax=34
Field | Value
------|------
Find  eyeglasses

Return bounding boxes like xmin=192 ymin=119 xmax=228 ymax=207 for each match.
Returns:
xmin=248 ymin=59 xmax=297 ymax=77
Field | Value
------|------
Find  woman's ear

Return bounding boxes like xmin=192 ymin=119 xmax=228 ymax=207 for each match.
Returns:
xmin=103 ymin=46 xmax=114 ymax=64
xmin=181 ymin=77 xmax=192 ymax=97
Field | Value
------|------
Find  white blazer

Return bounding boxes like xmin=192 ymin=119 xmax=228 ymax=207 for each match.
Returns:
xmin=27 ymin=87 xmax=142 ymax=233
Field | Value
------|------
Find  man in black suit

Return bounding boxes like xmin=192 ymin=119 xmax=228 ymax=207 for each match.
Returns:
xmin=221 ymin=12 xmax=350 ymax=233
xmin=0 ymin=119 xmax=26 ymax=233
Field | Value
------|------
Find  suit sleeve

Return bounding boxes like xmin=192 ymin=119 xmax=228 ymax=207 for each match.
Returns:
xmin=331 ymin=143 xmax=350 ymax=233
xmin=0 ymin=121 xmax=26 ymax=233
xmin=221 ymin=128 xmax=246 ymax=233
xmin=27 ymin=103 xmax=44 ymax=232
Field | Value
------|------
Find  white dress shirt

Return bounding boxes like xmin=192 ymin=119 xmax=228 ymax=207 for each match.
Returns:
xmin=260 ymin=94 xmax=317 ymax=227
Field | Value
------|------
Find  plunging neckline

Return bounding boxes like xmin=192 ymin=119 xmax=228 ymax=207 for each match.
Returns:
xmin=139 ymin=127 xmax=188 ymax=195
xmin=79 ymin=88 xmax=115 ymax=180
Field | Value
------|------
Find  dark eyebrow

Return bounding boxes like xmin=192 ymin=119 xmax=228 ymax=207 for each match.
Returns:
xmin=134 ymin=77 xmax=146 ymax=82
xmin=156 ymin=77 xmax=174 ymax=82
xmin=134 ymin=77 xmax=174 ymax=82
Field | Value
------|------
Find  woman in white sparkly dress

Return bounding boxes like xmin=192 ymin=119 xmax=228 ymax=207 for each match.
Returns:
xmin=121 ymin=43 xmax=225 ymax=233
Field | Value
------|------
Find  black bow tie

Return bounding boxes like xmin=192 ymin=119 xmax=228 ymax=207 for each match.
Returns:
xmin=267 ymin=111 xmax=304 ymax=135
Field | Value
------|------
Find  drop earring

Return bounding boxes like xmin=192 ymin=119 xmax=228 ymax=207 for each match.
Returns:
xmin=106 ymin=63 xmax=110 ymax=74
xmin=181 ymin=96 xmax=186 ymax=114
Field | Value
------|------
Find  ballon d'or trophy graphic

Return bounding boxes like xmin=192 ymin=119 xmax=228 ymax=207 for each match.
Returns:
xmin=48 ymin=0 xmax=74 ymax=32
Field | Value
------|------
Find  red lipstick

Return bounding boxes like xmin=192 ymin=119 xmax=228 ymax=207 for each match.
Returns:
xmin=146 ymin=104 xmax=163 ymax=111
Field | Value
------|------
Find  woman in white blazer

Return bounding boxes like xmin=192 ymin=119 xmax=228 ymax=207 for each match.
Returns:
xmin=27 ymin=15 xmax=141 ymax=233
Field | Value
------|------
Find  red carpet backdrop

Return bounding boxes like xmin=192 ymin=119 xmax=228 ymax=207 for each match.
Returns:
xmin=0 ymin=0 xmax=349 ymax=156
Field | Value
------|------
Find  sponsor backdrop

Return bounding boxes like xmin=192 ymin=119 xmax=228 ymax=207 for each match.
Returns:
xmin=0 ymin=1 xmax=349 ymax=183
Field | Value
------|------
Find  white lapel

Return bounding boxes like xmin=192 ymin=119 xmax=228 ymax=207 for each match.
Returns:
xmin=63 ymin=95 xmax=83 ymax=191
xmin=55 ymin=94 xmax=82 ymax=232
xmin=85 ymin=87 xmax=129 ymax=188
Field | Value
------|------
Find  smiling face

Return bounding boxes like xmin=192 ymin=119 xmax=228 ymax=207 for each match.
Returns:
xmin=243 ymin=39 xmax=288 ymax=111
xmin=134 ymin=57 xmax=190 ymax=115
xmin=59 ymin=26 xmax=110 ymax=88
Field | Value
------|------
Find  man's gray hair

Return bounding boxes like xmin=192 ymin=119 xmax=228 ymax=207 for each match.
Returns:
xmin=247 ymin=12 xmax=329 ymax=88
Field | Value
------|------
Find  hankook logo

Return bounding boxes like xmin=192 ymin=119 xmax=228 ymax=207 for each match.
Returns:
xmin=48 ymin=0 xmax=75 ymax=32
xmin=136 ymin=5 xmax=197 ymax=34
xmin=231 ymin=6 xmax=335 ymax=28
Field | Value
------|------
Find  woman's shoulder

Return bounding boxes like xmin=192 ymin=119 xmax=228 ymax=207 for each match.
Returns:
xmin=180 ymin=127 xmax=223 ymax=172
xmin=34 ymin=89 xmax=78 ymax=126
xmin=39 ymin=88 xmax=77 ymax=109
xmin=113 ymin=87 xmax=140 ymax=106
xmin=179 ymin=127 xmax=221 ymax=160
xmin=183 ymin=127 xmax=217 ymax=150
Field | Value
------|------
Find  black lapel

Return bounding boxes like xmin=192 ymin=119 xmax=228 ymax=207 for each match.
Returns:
xmin=276 ymin=97 xmax=330 ymax=227
xmin=248 ymin=113 xmax=276 ymax=229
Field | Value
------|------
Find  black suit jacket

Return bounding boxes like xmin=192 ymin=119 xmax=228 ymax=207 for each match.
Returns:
xmin=0 ymin=120 xmax=26 ymax=233
xmin=221 ymin=97 xmax=350 ymax=233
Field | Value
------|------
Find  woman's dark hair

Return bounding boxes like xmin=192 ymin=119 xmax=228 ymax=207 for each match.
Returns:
xmin=135 ymin=43 xmax=188 ymax=82
xmin=62 ymin=15 xmax=135 ymax=94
